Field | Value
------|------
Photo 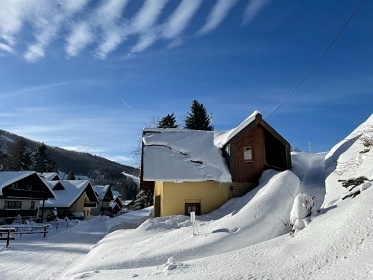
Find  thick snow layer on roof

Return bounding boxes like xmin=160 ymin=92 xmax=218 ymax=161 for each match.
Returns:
xmin=214 ymin=110 xmax=260 ymax=148
xmin=323 ymin=113 xmax=373 ymax=208
xmin=45 ymin=180 xmax=92 ymax=208
xmin=0 ymin=171 xmax=37 ymax=195
xmin=122 ymin=171 xmax=140 ymax=185
xmin=143 ymin=129 xmax=231 ymax=183
xmin=93 ymin=185 xmax=110 ymax=200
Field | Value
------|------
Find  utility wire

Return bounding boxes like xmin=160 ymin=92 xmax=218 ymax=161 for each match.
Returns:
xmin=265 ymin=0 xmax=366 ymax=119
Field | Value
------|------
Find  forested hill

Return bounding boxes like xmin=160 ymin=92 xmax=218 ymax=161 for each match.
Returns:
xmin=0 ymin=128 xmax=139 ymax=181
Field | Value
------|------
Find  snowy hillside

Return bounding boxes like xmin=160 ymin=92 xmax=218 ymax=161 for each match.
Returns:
xmin=1 ymin=114 xmax=372 ymax=280
xmin=323 ymin=114 xmax=373 ymax=208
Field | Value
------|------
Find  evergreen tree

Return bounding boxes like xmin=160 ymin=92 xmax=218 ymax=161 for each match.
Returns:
xmin=33 ymin=143 xmax=57 ymax=173
xmin=7 ymin=138 xmax=32 ymax=171
xmin=0 ymin=142 xmax=7 ymax=171
xmin=157 ymin=113 xmax=178 ymax=128
xmin=184 ymin=100 xmax=213 ymax=131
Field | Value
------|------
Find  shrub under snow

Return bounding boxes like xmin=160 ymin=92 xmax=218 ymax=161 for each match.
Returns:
xmin=289 ymin=193 xmax=314 ymax=233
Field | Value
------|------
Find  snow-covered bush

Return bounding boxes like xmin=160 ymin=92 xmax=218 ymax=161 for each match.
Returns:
xmin=289 ymin=193 xmax=314 ymax=234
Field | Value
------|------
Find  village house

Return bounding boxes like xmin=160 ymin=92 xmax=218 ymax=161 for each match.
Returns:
xmin=43 ymin=180 xmax=98 ymax=220
xmin=141 ymin=111 xmax=292 ymax=217
xmin=0 ymin=171 xmax=55 ymax=224
xmin=92 ymin=185 xmax=114 ymax=216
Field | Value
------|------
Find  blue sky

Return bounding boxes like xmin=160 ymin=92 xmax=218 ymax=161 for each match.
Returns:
xmin=0 ymin=0 xmax=372 ymax=168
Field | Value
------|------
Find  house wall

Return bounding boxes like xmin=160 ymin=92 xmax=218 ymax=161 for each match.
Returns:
xmin=154 ymin=181 xmax=229 ymax=217
xmin=0 ymin=199 xmax=40 ymax=210
xmin=69 ymin=192 xmax=94 ymax=219
xmin=232 ymin=125 xmax=266 ymax=184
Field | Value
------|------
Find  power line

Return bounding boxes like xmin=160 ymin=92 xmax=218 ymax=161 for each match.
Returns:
xmin=265 ymin=0 xmax=366 ymax=119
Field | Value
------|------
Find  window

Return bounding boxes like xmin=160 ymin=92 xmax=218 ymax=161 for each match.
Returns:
xmin=244 ymin=147 xmax=253 ymax=161
xmin=185 ymin=203 xmax=201 ymax=216
xmin=31 ymin=201 xmax=35 ymax=209
xmin=4 ymin=201 xmax=22 ymax=210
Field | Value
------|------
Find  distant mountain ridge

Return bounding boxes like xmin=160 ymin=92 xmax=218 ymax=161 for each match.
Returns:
xmin=0 ymin=129 xmax=138 ymax=181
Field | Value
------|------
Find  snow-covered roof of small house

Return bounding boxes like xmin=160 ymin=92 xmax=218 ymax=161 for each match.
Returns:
xmin=1 ymin=171 xmax=35 ymax=194
xmin=142 ymin=128 xmax=232 ymax=183
xmin=45 ymin=180 xmax=98 ymax=208
xmin=0 ymin=171 xmax=54 ymax=197
xmin=214 ymin=110 xmax=260 ymax=148
xmin=93 ymin=185 xmax=113 ymax=201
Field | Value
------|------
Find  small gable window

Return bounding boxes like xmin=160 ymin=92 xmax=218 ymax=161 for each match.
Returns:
xmin=244 ymin=147 xmax=253 ymax=161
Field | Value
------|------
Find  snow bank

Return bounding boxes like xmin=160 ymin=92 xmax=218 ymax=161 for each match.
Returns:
xmin=65 ymin=169 xmax=301 ymax=276
xmin=323 ymin=113 xmax=373 ymax=208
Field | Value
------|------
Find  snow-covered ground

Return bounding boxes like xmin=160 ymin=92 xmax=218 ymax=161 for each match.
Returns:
xmin=1 ymin=114 xmax=372 ymax=280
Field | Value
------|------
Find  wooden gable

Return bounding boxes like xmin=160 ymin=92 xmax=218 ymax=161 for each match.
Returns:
xmin=222 ymin=113 xmax=291 ymax=186
xmin=1 ymin=172 xmax=55 ymax=199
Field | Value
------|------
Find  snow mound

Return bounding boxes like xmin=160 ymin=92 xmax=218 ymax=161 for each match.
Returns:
xmin=66 ymin=169 xmax=301 ymax=276
xmin=289 ymin=193 xmax=314 ymax=233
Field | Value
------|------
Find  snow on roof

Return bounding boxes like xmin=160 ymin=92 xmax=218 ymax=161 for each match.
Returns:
xmin=142 ymin=129 xmax=232 ymax=183
xmin=38 ymin=172 xmax=61 ymax=181
xmin=0 ymin=171 xmax=40 ymax=195
xmin=45 ymin=180 xmax=95 ymax=208
xmin=214 ymin=110 xmax=260 ymax=148
xmin=93 ymin=185 xmax=111 ymax=200
xmin=122 ymin=171 xmax=140 ymax=185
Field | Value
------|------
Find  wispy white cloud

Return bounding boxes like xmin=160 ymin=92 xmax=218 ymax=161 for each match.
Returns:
xmin=91 ymin=0 xmax=129 ymax=59
xmin=163 ymin=0 xmax=202 ymax=39
xmin=0 ymin=0 xmax=269 ymax=61
xmin=24 ymin=0 xmax=88 ymax=62
xmin=0 ymin=42 xmax=14 ymax=53
xmin=66 ymin=22 xmax=94 ymax=57
xmin=131 ymin=0 xmax=168 ymax=33
xmin=198 ymin=0 xmax=239 ymax=35
xmin=243 ymin=0 xmax=270 ymax=25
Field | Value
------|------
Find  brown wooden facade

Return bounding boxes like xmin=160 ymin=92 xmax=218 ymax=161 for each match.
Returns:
xmin=221 ymin=113 xmax=291 ymax=192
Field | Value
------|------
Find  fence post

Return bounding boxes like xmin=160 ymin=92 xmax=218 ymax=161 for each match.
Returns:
xmin=43 ymin=226 xmax=47 ymax=238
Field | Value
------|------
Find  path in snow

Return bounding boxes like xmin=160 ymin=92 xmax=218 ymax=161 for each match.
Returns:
xmin=0 ymin=210 xmax=150 ymax=280
xmin=291 ymin=152 xmax=326 ymax=210
xmin=0 ymin=217 xmax=109 ymax=280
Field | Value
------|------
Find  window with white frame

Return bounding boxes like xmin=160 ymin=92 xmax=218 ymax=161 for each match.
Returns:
xmin=244 ymin=147 xmax=253 ymax=161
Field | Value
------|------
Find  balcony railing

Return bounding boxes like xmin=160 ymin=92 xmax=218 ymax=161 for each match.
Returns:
xmin=84 ymin=201 xmax=97 ymax=208
xmin=0 ymin=209 xmax=38 ymax=218
xmin=100 ymin=206 xmax=112 ymax=212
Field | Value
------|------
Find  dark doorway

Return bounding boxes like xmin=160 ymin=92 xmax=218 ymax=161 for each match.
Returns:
xmin=154 ymin=195 xmax=161 ymax=217
xmin=185 ymin=203 xmax=201 ymax=216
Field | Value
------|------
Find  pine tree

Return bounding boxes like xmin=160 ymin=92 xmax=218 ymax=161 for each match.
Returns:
xmin=157 ymin=113 xmax=178 ymax=128
xmin=7 ymin=138 xmax=32 ymax=171
xmin=0 ymin=142 xmax=7 ymax=171
xmin=33 ymin=143 xmax=57 ymax=173
xmin=184 ymin=100 xmax=213 ymax=131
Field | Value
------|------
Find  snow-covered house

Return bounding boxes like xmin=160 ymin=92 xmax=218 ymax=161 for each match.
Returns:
xmin=44 ymin=180 xmax=98 ymax=220
xmin=91 ymin=185 xmax=114 ymax=216
xmin=0 ymin=171 xmax=55 ymax=223
xmin=215 ymin=111 xmax=292 ymax=197
xmin=141 ymin=111 xmax=292 ymax=217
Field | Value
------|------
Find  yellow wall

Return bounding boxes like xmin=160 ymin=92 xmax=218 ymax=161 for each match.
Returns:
xmin=70 ymin=192 xmax=93 ymax=219
xmin=154 ymin=181 xmax=229 ymax=217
